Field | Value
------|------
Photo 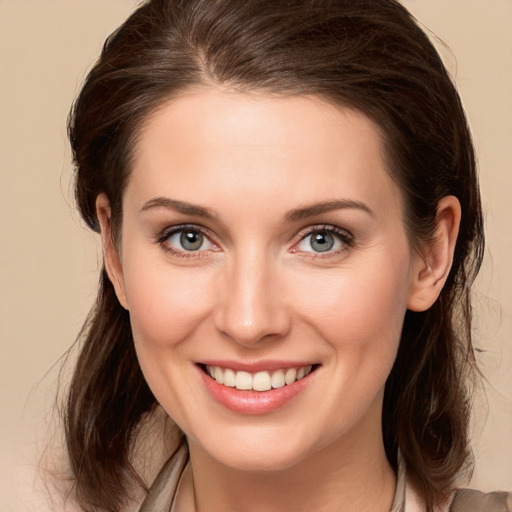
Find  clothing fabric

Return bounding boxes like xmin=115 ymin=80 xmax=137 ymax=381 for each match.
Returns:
xmin=138 ymin=443 xmax=511 ymax=512
xmin=139 ymin=443 xmax=189 ymax=512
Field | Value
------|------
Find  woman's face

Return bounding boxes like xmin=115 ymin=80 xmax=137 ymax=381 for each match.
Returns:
xmin=103 ymin=89 xmax=426 ymax=471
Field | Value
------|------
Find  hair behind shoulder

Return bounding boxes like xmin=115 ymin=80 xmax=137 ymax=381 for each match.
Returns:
xmin=65 ymin=1 xmax=484 ymax=510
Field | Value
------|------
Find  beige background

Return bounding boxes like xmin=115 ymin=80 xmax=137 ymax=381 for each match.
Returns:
xmin=0 ymin=1 xmax=511 ymax=509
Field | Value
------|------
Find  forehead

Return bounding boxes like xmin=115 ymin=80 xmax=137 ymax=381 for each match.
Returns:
xmin=127 ymin=88 xmax=403 ymax=221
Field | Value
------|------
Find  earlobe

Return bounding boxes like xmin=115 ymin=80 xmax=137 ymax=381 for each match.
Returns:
xmin=96 ymin=194 xmax=129 ymax=310
xmin=407 ymin=196 xmax=461 ymax=312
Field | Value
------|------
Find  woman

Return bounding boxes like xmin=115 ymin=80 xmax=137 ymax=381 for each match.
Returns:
xmin=62 ymin=0 xmax=510 ymax=511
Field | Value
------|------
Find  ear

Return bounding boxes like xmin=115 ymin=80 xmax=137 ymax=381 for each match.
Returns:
xmin=407 ymin=196 xmax=461 ymax=312
xmin=96 ymin=193 xmax=129 ymax=310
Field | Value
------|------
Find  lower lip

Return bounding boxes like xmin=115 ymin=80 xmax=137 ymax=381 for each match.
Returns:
xmin=198 ymin=366 xmax=317 ymax=415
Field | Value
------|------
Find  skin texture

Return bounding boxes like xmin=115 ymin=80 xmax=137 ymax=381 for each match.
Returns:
xmin=97 ymin=89 xmax=460 ymax=511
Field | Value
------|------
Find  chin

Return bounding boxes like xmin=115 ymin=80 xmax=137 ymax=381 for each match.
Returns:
xmin=209 ymin=444 xmax=310 ymax=473
xmin=186 ymin=419 xmax=334 ymax=473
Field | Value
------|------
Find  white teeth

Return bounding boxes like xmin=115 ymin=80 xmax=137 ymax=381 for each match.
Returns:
xmin=214 ymin=366 xmax=224 ymax=385
xmin=235 ymin=371 xmax=253 ymax=390
xmin=205 ymin=364 xmax=314 ymax=392
xmin=285 ymin=367 xmax=297 ymax=385
xmin=253 ymin=371 xmax=272 ymax=391
xmin=223 ymin=368 xmax=236 ymax=387
xmin=271 ymin=369 xmax=285 ymax=389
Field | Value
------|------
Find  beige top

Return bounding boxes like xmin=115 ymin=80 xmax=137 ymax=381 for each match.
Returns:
xmin=138 ymin=443 xmax=511 ymax=512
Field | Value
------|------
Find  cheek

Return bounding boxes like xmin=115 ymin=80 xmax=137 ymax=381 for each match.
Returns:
xmin=122 ymin=253 xmax=213 ymax=349
xmin=120 ymin=253 xmax=215 ymax=422
xmin=290 ymin=255 xmax=411 ymax=360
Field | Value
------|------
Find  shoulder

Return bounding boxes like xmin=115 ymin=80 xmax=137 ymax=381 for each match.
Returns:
xmin=404 ymin=472 xmax=511 ymax=512
xmin=449 ymin=488 xmax=512 ymax=512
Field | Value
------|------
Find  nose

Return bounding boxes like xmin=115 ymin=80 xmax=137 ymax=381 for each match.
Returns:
xmin=213 ymin=251 xmax=291 ymax=346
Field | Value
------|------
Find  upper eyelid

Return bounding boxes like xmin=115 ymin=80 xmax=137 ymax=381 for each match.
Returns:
xmin=295 ymin=224 xmax=353 ymax=240
xmin=157 ymin=223 xmax=215 ymax=241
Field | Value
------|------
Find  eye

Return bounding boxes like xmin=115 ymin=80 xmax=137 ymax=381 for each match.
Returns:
xmin=158 ymin=225 xmax=218 ymax=255
xmin=294 ymin=227 xmax=352 ymax=255
xmin=173 ymin=229 xmax=205 ymax=251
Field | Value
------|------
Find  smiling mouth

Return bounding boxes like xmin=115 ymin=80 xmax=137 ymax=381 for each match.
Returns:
xmin=201 ymin=364 xmax=318 ymax=392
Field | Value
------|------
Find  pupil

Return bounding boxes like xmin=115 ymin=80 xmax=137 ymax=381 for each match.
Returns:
xmin=180 ymin=230 xmax=203 ymax=251
xmin=311 ymin=232 xmax=334 ymax=252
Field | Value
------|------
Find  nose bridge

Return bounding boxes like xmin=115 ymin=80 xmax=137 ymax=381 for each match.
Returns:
xmin=215 ymin=245 xmax=290 ymax=345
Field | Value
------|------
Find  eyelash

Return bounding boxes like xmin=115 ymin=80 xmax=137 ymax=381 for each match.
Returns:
xmin=155 ymin=224 xmax=354 ymax=259
xmin=293 ymin=224 xmax=354 ymax=256
xmin=156 ymin=224 xmax=218 ymax=258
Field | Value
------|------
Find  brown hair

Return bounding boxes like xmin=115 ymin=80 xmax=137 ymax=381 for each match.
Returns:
xmin=65 ymin=0 xmax=484 ymax=510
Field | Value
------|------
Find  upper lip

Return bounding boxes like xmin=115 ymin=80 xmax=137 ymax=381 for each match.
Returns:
xmin=197 ymin=360 xmax=318 ymax=373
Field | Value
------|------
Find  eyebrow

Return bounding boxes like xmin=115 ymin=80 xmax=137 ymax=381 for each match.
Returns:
xmin=140 ymin=197 xmax=373 ymax=222
xmin=284 ymin=200 xmax=374 ymax=222
xmin=140 ymin=197 xmax=217 ymax=220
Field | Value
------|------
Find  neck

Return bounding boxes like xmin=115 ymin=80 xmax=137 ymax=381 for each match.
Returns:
xmin=176 ymin=425 xmax=396 ymax=512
